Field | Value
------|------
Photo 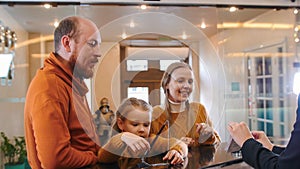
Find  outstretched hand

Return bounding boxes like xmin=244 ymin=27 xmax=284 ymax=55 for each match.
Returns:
xmin=196 ymin=123 xmax=214 ymax=143
xmin=251 ymin=131 xmax=274 ymax=150
xmin=227 ymin=121 xmax=253 ymax=147
xmin=121 ymin=132 xmax=150 ymax=155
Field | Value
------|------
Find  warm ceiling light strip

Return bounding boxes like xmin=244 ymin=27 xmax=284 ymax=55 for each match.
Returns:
xmin=217 ymin=22 xmax=293 ymax=29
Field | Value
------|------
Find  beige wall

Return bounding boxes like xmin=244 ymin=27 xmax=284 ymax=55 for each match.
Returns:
xmin=0 ymin=6 xmax=29 ymax=138
xmin=93 ymin=43 xmax=121 ymax=113
xmin=0 ymin=7 xmax=29 ymax=168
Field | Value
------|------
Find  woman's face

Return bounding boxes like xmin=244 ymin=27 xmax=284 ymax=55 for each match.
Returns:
xmin=166 ymin=67 xmax=194 ymax=103
xmin=118 ymin=108 xmax=151 ymax=138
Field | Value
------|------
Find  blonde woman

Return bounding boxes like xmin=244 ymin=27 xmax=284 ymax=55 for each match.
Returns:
xmin=151 ymin=62 xmax=221 ymax=146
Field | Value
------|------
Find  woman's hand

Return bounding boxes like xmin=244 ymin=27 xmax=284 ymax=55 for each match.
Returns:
xmin=163 ymin=149 xmax=185 ymax=165
xmin=196 ymin=123 xmax=214 ymax=143
xmin=121 ymin=132 xmax=150 ymax=154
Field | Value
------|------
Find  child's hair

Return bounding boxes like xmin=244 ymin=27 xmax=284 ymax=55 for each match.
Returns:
xmin=112 ymin=97 xmax=153 ymax=134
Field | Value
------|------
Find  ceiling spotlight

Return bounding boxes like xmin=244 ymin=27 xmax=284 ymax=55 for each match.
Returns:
xmin=121 ymin=32 xmax=127 ymax=39
xmin=43 ymin=3 xmax=52 ymax=9
xmin=54 ymin=21 xmax=59 ymax=28
xmin=140 ymin=5 xmax=147 ymax=10
xmin=294 ymin=8 xmax=299 ymax=14
xmin=200 ymin=22 xmax=206 ymax=29
xmin=182 ymin=32 xmax=187 ymax=40
xmin=129 ymin=21 xmax=135 ymax=28
xmin=229 ymin=6 xmax=238 ymax=12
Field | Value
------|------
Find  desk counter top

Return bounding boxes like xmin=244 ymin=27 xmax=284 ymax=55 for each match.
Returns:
xmin=91 ymin=142 xmax=253 ymax=169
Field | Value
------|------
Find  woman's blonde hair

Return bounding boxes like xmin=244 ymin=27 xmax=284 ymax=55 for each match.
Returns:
xmin=111 ymin=97 xmax=153 ymax=134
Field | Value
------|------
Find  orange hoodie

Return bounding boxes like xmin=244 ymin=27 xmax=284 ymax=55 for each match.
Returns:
xmin=24 ymin=52 xmax=100 ymax=169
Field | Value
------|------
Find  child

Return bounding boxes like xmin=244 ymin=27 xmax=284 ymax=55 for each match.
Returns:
xmin=98 ymin=97 xmax=188 ymax=168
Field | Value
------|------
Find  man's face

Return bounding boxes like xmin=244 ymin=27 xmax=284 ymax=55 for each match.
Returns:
xmin=71 ymin=22 xmax=102 ymax=79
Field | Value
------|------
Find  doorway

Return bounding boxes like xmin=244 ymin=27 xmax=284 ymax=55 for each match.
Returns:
xmin=119 ymin=34 xmax=189 ymax=106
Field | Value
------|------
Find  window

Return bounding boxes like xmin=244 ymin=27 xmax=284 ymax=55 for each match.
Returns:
xmin=159 ymin=60 xmax=181 ymax=71
xmin=0 ymin=53 xmax=13 ymax=78
xmin=127 ymin=87 xmax=149 ymax=103
xmin=126 ymin=60 xmax=148 ymax=71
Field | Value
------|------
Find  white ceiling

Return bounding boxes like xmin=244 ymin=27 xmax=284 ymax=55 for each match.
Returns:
xmin=1 ymin=3 xmax=272 ymax=42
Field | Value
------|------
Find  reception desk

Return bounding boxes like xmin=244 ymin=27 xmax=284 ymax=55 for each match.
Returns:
xmin=91 ymin=142 xmax=253 ymax=169
xmin=185 ymin=142 xmax=252 ymax=169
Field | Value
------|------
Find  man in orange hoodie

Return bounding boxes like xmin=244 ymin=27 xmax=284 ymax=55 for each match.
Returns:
xmin=24 ymin=16 xmax=102 ymax=169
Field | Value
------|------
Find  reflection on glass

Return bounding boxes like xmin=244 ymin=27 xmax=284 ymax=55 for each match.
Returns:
xmin=188 ymin=144 xmax=216 ymax=168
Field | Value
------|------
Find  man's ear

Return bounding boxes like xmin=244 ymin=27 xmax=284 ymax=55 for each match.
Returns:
xmin=61 ymin=35 xmax=71 ymax=52
xmin=117 ymin=117 xmax=124 ymax=131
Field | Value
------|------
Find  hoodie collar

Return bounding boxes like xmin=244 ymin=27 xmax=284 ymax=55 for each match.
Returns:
xmin=44 ymin=52 xmax=89 ymax=96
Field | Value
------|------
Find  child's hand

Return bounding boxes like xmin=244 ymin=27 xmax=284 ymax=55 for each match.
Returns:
xmin=162 ymin=149 xmax=184 ymax=165
xmin=121 ymin=132 xmax=150 ymax=153
xmin=196 ymin=123 xmax=214 ymax=143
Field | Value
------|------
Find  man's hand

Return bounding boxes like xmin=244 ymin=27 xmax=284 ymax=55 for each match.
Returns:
xmin=227 ymin=121 xmax=253 ymax=147
xmin=251 ymin=131 xmax=274 ymax=150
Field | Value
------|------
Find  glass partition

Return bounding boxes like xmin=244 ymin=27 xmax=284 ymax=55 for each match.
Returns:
xmin=0 ymin=3 xmax=297 ymax=144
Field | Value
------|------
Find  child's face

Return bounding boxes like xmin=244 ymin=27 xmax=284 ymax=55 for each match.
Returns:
xmin=118 ymin=108 xmax=151 ymax=138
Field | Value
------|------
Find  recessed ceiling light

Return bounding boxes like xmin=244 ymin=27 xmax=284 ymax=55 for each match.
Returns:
xmin=43 ymin=4 xmax=52 ymax=9
xmin=141 ymin=5 xmax=147 ymax=10
xmin=129 ymin=21 xmax=135 ymax=28
xmin=54 ymin=21 xmax=59 ymax=28
xmin=229 ymin=6 xmax=238 ymax=12
xmin=200 ymin=22 xmax=206 ymax=29
xmin=121 ymin=32 xmax=127 ymax=39
xmin=182 ymin=32 xmax=187 ymax=40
